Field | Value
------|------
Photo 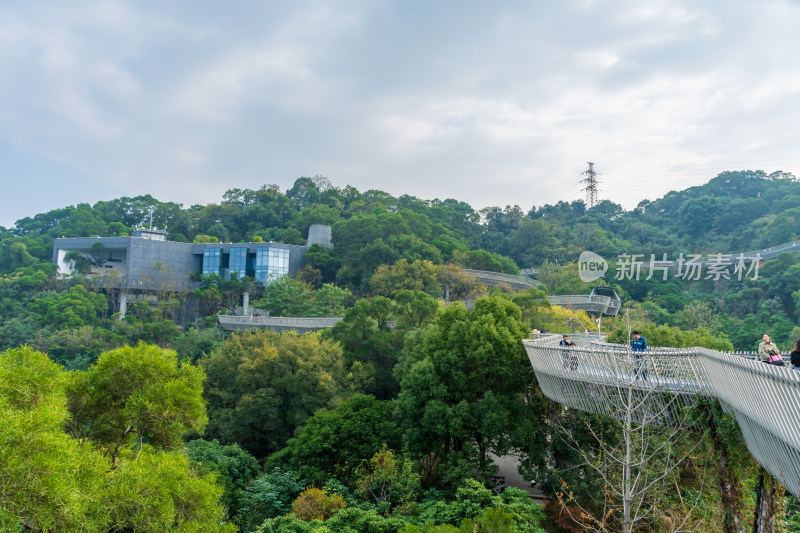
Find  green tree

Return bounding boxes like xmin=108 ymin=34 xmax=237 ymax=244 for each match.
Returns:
xmin=0 ymin=346 xmax=235 ymax=532
xmin=286 ymin=176 xmax=323 ymax=210
xmin=236 ymin=468 xmax=307 ymax=532
xmin=412 ymin=479 xmax=545 ymax=532
xmin=9 ymin=241 xmax=39 ymax=269
xmin=452 ymin=249 xmax=518 ymax=275
xmin=607 ymin=322 xmax=733 ymax=351
xmin=395 ymin=290 xmax=440 ymax=330
xmin=106 ymin=448 xmax=236 ymax=532
xmin=29 ymin=284 xmax=108 ymax=329
xmin=255 ymin=277 xmax=352 ymax=317
xmin=326 ymin=297 xmax=403 ymax=399
xmin=269 ymin=394 xmax=402 ymax=485
xmin=0 ymin=346 xmax=109 ymax=531
xmin=370 ymin=259 xmax=443 ymax=298
xmin=66 ymin=344 xmax=208 ymax=464
xmin=302 ymin=244 xmax=342 ymax=283
xmin=202 ymin=330 xmax=354 ymax=457
xmin=292 ymin=205 xmax=341 ymax=237
xmin=356 ymin=445 xmax=420 ymax=513
xmin=396 ymin=296 xmax=547 ymax=488
xmin=257 ymin=275 xmax=309 ymax=315
xmin=186 ymin=438 xmax=261 ymax=518
xmin=169 ymin=326 xmax=225 ymax=362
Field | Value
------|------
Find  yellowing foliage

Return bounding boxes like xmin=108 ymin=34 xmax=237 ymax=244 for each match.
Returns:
xmin=291 ymin=487 xmax=347 ymax=521
xmin=532 ymin=304 xmax=595 ymax=333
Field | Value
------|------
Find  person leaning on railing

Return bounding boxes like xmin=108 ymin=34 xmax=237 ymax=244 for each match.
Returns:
xmin=791 ymin=339 xmax=800 ymax=372
xmin=758 ymin=333 xmax=784 ymax=366
xmin=560 ymin=335 xmax=578 ymax=370
xmin=631 ymin=330 xmax=648 ymax=379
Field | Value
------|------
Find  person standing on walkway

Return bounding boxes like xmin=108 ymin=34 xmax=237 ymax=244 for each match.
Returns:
xmin=560 ymin=335 xmax=577 ymax=370
xmin=631 ymin=330 xmax=648 ymax=379
xmin=758 ymin=333 xmax=782 ymax=365
xmin=790 ymin=339 xmax=800 ymax=371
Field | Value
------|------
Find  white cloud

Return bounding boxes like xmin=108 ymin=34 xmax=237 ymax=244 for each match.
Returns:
xmin=1 ymin=0 xmax=800 ymax=226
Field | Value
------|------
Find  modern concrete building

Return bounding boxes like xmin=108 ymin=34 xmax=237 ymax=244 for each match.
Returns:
xmin=52 ymin=224 xmax=333 ymax=316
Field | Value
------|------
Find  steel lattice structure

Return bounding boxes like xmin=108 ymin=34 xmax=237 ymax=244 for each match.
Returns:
xmin=523 ymin=335 xmax=800 ymax=496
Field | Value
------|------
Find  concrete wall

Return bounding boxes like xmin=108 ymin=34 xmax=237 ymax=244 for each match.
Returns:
xmin=307 ymin=224 xmax=332 ymax=249
xmin=52 ymin=237 xmax=132 ymax=279
xmin=127 ymin=238 xmax=198 ymax=291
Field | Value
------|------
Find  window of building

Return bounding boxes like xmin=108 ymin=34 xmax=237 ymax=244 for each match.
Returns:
xmin=268 ymin=248 xmax=290 ymax=283
xmin=202 ymin=247 xmax=221 ymax=277
xmin=254 ymin=247 xmax=269 ymax=283
xmin=229 ymin=247 xmax=247 ymax=280
xmin=253 ymin=247 xmax=290 ymax=284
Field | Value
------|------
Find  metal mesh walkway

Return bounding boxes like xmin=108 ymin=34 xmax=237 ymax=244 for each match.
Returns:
xmin=523 ymin=336 xmax=800 ymax=496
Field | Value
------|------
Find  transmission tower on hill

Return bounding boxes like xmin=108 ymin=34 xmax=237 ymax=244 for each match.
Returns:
xmin=581 ymin=162 xmax=599 ymax=208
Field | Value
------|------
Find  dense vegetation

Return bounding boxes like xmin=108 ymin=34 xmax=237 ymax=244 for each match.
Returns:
xmin=1 ymin=171 xmax=799 ymax=531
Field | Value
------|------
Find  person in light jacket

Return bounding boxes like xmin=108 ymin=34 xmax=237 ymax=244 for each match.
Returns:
xmin=758 ymin=333 xmax=781 ymax=364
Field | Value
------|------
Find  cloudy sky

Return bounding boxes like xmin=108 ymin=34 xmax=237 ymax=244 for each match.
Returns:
xmin=2 ymin=0 xmax=800 ymax=228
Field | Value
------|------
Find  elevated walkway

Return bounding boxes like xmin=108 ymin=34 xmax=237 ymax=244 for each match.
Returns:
xmin=524 ymin=335 xmax=800 ymax=496
xmin=547 ymin=287 xmax=620 ymax=316
xmin=729 ymin=239 xmax=800 ymax=262
xmin=218 ymin=315 xmax=342 ymax=333
xmin=462 ymin=269 xmax=620 ymax=316
xmin=462 ymin=269 xmax=543 ymax=290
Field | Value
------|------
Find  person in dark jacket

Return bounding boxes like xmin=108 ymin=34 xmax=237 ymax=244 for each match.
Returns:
xmin=631 ymin=330 xmax=648 ymax=379
xmin=791 ymin=338 xmax=800 ymax=371
xmin=560 ymin=335 xmax=577 ymax=370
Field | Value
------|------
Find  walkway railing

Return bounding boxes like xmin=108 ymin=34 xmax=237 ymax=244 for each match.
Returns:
xmin=218 ymin=315 xmax=343 ymax=332
xmin=523 ymin=336 xmax=800 ymax=496
xmin=546 ymin=294 xmax=616 ymax=315
xmin=462 ymin=269 xmax=543 ymax=289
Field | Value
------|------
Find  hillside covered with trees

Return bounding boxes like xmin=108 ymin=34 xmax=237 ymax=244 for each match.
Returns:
xmin=2 ymin=171 xmax=800 ymax=532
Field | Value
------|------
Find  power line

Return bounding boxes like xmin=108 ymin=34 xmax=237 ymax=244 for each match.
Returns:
xmin=529 ymin=175 xmax=583 ymax=209
xmin=604 ymin=156 xmax=800 ymax=174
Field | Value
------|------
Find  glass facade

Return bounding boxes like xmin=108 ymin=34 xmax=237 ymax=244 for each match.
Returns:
xmin=268 ymin=248 xmax=290 ymax=282
xmin=254 ymin=248 xmax=270 ymax=283
xmin=201 ymin=246 xmax=291 ymax=284
xmin=202 ymin=247 xmax=221 ymax=276
xmin=253 ymin=247 xmax=290 ymax=284
xmin=229 ymin=247 xmax=247 ymax=280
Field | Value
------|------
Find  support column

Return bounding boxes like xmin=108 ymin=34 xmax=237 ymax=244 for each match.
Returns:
xmin=243 ymin=291 xmax=249 ymax=316
xmin=119 ymin=291 xmax=128 ymax=319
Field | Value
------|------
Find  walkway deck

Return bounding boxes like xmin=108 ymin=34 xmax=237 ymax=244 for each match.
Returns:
xmin=523 ymin=335 xmax=800 ymax=496
xmin=218 ymin=315 xmax=342 ymax=332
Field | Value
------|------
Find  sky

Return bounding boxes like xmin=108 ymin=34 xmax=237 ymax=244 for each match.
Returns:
xmin=2 ymin=0 xmax=800 ymax=228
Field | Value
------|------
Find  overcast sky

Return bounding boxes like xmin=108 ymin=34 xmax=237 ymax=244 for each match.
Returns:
xmin=2 ymin=0 xmax=800 ymax=228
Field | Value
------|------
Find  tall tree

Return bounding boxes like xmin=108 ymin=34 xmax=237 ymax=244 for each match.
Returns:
xmin=202 ymin=330 xmax=354 ymax=457
xmin=66 ymin=344 xmax=207 ymax=464
xmin=396 ymin=296 xmax=547 ymax=488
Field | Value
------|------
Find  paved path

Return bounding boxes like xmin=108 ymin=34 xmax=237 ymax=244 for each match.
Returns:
xmin=489 ymin=452 xmax=545 ymax=501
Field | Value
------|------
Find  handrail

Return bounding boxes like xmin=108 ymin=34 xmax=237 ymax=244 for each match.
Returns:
xmin=548 ymin=295 xmax=612 ymax=306
xmin=462 ymin=269 xmax=542 ymax=288
xmin=218 ymin=315 xmax=344 ymax=331
xmin=523 ymin=338 xmax=800 ymax=496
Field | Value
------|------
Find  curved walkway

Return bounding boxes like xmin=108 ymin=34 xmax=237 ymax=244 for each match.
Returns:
xmin=462 ymin=269 xmax=543 ymax=290
xmin=523 ymin=335 xmax=800 ymax=497
xmin=218 ymin=315 xmax=343 ymax=332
